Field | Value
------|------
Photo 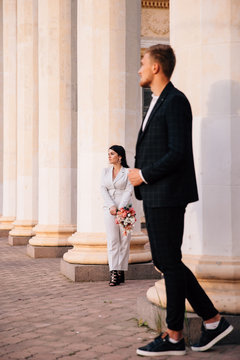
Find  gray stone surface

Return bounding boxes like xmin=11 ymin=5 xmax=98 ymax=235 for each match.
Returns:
xmin=60 ymin=259 xmax=161 ymax=282
xmin=27 ymin=244 xmax=72 ymax=258
xmin=1 ymin=239 xmax=240 ymax=359
xmin=137 ymin=295 xmax=240 ymax=345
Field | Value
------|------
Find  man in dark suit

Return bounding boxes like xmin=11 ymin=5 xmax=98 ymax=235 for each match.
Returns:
xmin=128 ymin=44 xmax=233 ymax=356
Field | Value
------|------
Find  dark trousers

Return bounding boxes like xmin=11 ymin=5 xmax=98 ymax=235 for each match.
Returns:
xmin=144 ymin=205 xmax=218 ymax=331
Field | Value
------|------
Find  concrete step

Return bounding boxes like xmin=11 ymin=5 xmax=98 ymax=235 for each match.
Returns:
xmin=61 ymin=259 xmax=161 ymax=282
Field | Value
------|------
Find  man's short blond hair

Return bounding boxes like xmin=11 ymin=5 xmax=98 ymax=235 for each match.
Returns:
xmin=145 ymin=44 xmax=176 ymax=79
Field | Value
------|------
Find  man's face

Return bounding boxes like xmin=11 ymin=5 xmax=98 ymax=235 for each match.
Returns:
xmin=138 ymin=52 xmax=154 ymax=88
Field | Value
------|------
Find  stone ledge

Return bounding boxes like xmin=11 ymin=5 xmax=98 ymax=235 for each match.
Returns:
xmin=137 ymin=296 xmax=240 ymax=345
xmin=60 ymin=259 xmax=161 ymax=282
xmin=8 ymin=235 xmax=31 ymax=246
xmin=27 ymin=244 xmax=72 ymax=258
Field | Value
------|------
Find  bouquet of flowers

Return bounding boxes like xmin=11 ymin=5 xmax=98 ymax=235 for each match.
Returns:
xmin=115 ymin=205 xmax=136 ymax=236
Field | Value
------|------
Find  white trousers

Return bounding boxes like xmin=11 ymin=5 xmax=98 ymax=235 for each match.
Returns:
xmin=104 ymin=209 xmax=131 ymax=271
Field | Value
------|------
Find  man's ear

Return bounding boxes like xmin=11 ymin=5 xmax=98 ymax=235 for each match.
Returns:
xmin=152 ymin=62 xmax=160 ymax=74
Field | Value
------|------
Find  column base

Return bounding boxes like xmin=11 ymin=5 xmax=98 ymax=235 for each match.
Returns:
xmin=63 ymin=231 xmax=151 ymax=264
xmin=147 ymin=277 xmax=240 ymax=315
xmin=27 ymin=244 xmax=72 ymax=258
xmin=29 ymin=224 xmax=77 ymax=246
xmin=0 ymin=216 xmax=15 ymax=232
xmin=146 ymin=255 xmax=240 ymax=314
xmin=8 ymin=220 xmax=37 ymax=245
xmin=60 ymin=259 xmax=160 ymax=282
xmin=8 ymin=235 xmax=32 ymax=246
xmin=129 ymin=232 xmax=152 ymax=263
xmin=137 ymin=296 xmax=240 ymax=345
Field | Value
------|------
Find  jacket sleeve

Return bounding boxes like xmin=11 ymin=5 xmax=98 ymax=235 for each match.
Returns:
xmin=118 ymin=176 xmax=133 ymax=209
xmin=100 ymin=168 xmax=116 ymax=208
xmin=141 ymin=95 xmax=191 ymax=184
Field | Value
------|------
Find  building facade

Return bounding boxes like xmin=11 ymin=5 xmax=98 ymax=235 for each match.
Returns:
xmin=0 ymin=0 xmax=239 ymax=314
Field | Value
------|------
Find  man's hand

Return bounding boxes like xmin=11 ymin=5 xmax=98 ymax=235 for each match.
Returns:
xmin=128 ymin=168 xmax=143 ymax=186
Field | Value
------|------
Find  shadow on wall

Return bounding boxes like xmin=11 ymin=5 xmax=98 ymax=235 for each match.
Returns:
xmin=0 ymin=0 xmax=2 ymax=215
xmin=183 ymin=80 xmax=240 ymax=256
xmin=201 ymin=80 xmax=240 ymax=254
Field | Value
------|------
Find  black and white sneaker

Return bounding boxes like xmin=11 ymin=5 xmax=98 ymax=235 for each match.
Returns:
xmin=137 ymin=333 xmax=186 ymax=357
xmin=191 ymin=317 xmax=233 ymax=352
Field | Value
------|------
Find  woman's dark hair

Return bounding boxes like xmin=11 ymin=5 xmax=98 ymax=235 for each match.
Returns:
xmin=109 ymin=145 xmax=129 ymax=168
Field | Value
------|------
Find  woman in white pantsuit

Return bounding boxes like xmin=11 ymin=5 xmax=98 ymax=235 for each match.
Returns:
xmin=101 ymin=145 xmax=133 ymax=286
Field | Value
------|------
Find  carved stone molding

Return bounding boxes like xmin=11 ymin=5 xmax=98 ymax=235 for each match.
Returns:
xmin=142 ymin=0 xmax=169 ymax=9
xmin=141 ymin=6 xmax=169 ymax=38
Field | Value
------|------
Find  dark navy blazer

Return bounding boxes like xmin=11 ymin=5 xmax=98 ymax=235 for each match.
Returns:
xmin=134 ymin=82 xmax=199 ymax=207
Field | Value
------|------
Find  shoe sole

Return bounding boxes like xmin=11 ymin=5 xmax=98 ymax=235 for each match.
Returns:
xmin=136 ymin=349 xmax=186 ymax=356
xmin=191 ymin=324 xmax=234 ymax=352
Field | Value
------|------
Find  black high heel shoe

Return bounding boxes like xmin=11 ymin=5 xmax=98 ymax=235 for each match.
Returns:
xmin=117 ymin=271 xmax=125 ymax=284
xmin=109 ymin=270 xmax=119 ymax=286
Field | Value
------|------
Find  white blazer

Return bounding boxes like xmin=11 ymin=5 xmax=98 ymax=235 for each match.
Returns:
xmin=101 ymin=166 xmax=133 ymax=210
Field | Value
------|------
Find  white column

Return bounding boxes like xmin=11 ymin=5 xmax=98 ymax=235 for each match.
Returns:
xmin=0 ymin=0 xmax=17 ymax=234
xmin=8 ymin=0 xmax=38 ymax=245
xmin=64 ymin=0 xmax=151 ymax=265
xmin=147 ymin=0 xmax=240 ymax=314
xmin=28 ymin=0 xmax=77 ymax=256
xmin=0 ymin=1 xmax=3 ymax=216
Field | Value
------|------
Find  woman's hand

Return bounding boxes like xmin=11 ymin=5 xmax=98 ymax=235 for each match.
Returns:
xmin=109 ymin=206 xmax=117 ymax=215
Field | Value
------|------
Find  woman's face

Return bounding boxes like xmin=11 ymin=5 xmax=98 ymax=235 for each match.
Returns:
xmin=108 ymin=149 xmax=121 ymax=165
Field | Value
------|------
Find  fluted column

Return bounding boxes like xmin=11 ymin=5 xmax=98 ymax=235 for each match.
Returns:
xmin=0 ymin=1 xmax=3 ymax=217
xmin=8 ymin=0 xmax=38 ymax=246
xmin=147 ymin=0 xmax=240 ymax=314
xmin=0 ymin=0 xmax=17 ymax=236
xmin=28 ymin=0 xmax=77 ymax=257
xmin=63 ymin=0 xmax=151 ymax=265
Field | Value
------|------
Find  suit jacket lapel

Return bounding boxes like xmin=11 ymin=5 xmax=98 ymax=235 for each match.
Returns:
xmin=136 ymin=82 xmax=174 ymax=147
xmin=113 ymin=166 xmax=125 ymax=184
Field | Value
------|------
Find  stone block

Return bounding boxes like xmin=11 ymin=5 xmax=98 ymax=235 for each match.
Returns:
xmin=27 ymin=245 xmax=72 ymax=258
xmin=8 ymin=235 xmax=31 ymax=246
xmin=0 ymin=230 xmax=10 ymax=238
xmin=60 ymin=259 xmax=161 ymax=282
xmin=137 ymin=296 xmax=240 ymax=345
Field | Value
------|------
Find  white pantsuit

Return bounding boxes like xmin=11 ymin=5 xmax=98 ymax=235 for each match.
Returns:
xmin=101 ymin=166 xmax=133 ymax=271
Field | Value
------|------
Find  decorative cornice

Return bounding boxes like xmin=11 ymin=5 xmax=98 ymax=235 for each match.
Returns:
xmin=141 ymin=0 xmax=169 ymax=9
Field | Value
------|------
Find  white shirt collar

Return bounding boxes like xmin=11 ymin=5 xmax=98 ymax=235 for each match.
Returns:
xmin=152 ymin=93 xmax=159 ymax=101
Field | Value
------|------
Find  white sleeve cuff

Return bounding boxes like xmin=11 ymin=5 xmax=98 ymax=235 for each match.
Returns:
xmin=139 ymin=170 xmax=148 ymax=184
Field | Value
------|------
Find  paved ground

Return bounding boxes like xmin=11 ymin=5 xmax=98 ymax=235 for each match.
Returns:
xmin=0 ymin=239 xmax=239 ymax=360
